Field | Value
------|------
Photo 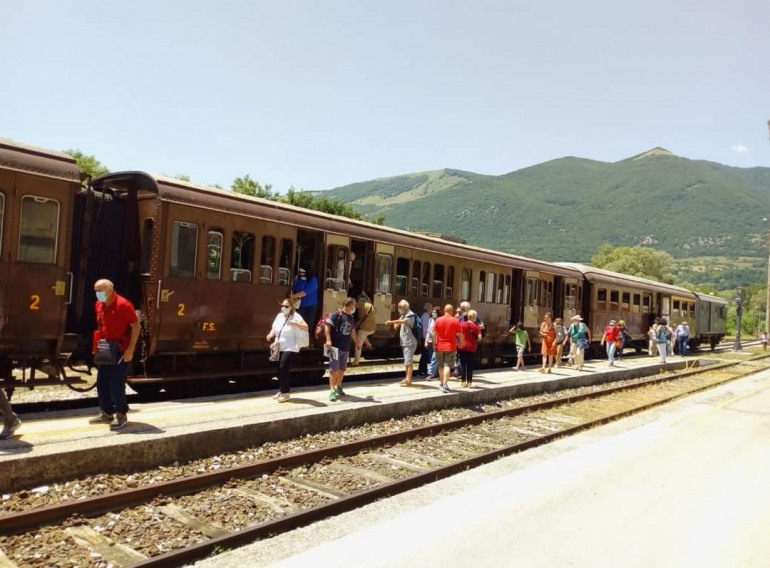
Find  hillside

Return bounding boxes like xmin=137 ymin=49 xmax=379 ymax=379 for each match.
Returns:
xmin=325 ymin=149 xmax=770 ymax=264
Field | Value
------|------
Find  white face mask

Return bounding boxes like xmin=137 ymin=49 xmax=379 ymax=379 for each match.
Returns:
xmin=280 ymin=306 xmax=290 ymax=314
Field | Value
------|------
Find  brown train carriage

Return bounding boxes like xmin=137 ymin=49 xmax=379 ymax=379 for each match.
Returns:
xmin=75 ymin=171 xmax=585 ymax=390
xmin=0 ymin=139 xmax=80 ymax=385
xmin=557 ymin=263 xmax=698 ymax=349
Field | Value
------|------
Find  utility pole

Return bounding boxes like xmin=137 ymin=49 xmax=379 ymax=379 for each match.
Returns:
xmin=734 ymin=289 xmax=743 ymax=351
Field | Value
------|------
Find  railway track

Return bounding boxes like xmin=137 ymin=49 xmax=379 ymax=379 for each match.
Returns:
xmin=1 ymin=355 xmax=768 ymax=567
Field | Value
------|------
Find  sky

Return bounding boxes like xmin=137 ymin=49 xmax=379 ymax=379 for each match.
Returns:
xmin=2 ymin=0 xmax=769 ymax=191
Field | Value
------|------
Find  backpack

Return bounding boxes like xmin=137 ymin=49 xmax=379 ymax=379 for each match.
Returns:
xmin=408 ymin=312 xmax=424 ymax=341
xmin=314 ymin=309 xmax=341 ymax=340
xmin=555 ymin=325 xmax=566 ymax=345
xmin=657 ymin=325 xmax=668 ymax=344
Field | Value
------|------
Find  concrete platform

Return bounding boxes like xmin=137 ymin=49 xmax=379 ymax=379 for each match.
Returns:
xmin=196 ymin=366 xmax=770 ymax=568
xmin=0 ymin=356 xmax=704 ymax=492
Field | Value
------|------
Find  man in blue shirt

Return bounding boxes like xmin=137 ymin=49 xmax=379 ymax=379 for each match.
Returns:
xmin=290 ymin=266 xmax=319 ymax=330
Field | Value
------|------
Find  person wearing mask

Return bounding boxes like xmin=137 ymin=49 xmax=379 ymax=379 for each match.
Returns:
xmin=433 ymin=304 xmax=464 ymax=393
xmin=426 ymin=307 xmax=440 ymax=380
xmin=599 ymin=319 xmax=620 ymax=367
xmin=289 ymin=266 xmax=318 ymax=335
xmin=538 ymin=312 xmax=557 ymax=373
xmin=89 ymin=279 xmax=140 ymax=430
xmin=385 ymin=300 xmax=418 ymax=386
xmin=674 ymin=321 xmax=690 ymax=356
xmin=266 ymin=299 xmax=308 ymax=402
xmin=324 ymin=297 xmax=358 ymax=401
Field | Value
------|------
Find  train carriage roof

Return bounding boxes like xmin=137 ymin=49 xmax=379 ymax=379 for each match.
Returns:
xmin=0 ymin=138 xmax=80 ymax=182
xmin=93 ymin=171 xmax=582 ymax=277
xmin=692 ymin=292 xmax=728 ymax=306
xmin=556 ymin=262 xmax=697 ymax=299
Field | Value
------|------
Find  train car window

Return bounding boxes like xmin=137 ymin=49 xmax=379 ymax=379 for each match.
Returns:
xmin=411 ymin=261 xmax=420 ymax=296
xmin=546 ymin=281 xmax=553 ymax=307
xmin=18 ymin=196 xmax=60 ymax=264
xmin=421 ymin=262 xmax=430 ymax=297
xmin=278 ymin=239 xmax=293 ymax=286
xmin=433 ymin=264 xmax=444 ymax=298
xmin=577 ymin=285 xmax=582 ymax=311
xmin=325 ymin=246 xmax=347 ymax=291
xmin=609 ymin=290 xmax=619 ymax=310
xmin=621 ymin=292 xmax=630 ymax=310
xmin=689 ymin=303 xmax=695 ymax=318
xmin=632 ymin=293 xmax=641 ymax=313
xmin=461 ymin=268 xmax=471 ymax=302
xmin=206 ymin=230 xmax=224 ymax=280
xmin=504 ymin=275 xmax=511 ymax=304
xmin=395 ymin=257 xmax=409 ymax=295
xmin=526 ymin=277 xmax=538 ymax=307
xmin=496 ymin=273 xmax=504 ymax=304
xmin=485 ymin=272 xmax=496 ymax=303
xmin=256 ymin=236 xmax=274 ymax=284
xmin=673 ymin=299 xmax=680 ymax=315
xmin=565 ymin=283 xmax=576 ymax=310
xmin=597 ymin=288 xmax=607 ymax=310
xmin=478 ymin=271 xmax=486 ymax=303
xmin=231 ymin=231 xmax=255 ymax=283
xmin=141 ymin=219 xmax=154 ymax=274
xmin=642 ymin=295 xmax=651 ymax=313
xmin=376 ymin=254 xmax=392 ymax=294
xmin=169 ymin=221 xmax=198 ymax=278
xmin=446 ymin=266 xmax=455 ymax=300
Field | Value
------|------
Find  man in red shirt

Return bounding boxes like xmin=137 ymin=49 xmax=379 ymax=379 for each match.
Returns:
xmin=90 ymin=279 xmax=140 ymax=430
xmin=599 ymin=319 xmax=620 ymax=367
xmin=432 ymin=304 xmax=464 ymax=393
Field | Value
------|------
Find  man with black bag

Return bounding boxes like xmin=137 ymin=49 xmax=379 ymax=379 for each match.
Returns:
xmin=89 ymin=279 xmax=140 ymax=430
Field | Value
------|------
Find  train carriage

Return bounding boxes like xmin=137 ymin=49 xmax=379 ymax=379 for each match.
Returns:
xmin=0 ymin=139 xmax=80 ymax=384
xmin=692 ymin=292 xmax=727 ymax=349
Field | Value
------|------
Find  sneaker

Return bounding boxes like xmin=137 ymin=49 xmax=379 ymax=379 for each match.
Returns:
xmin=329 ymin=390 xmax=337 ymax=401
xmin=512 ymin=367 xmax=519 ymax=372
xmin=109 ymin=413 xmax=127 ymax=430
xmin=272 ymin=392 xmax=281 ymax=400
xmin=335 ymin=385 xmax=346 ymax=396
xmin=89 ymin=412 xmax=114 ymax=424
xmin=271 ymin=376 xmax=279 ymax=381
xmin=276 ymin=393 xmax=290 ymax=403
xmin=426 ymin=375 xmax=436 ymax=381
xmin=440 ymin=384 xmax=451 ymax=394
xmin=0 ymin=417 xmax=21 ymax=440
xmin=461 ymin=381 xmax=468 ymax=388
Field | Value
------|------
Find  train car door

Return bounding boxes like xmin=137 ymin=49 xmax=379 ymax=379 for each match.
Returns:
xmin=4 ymin=175 xmax=74 ymax=357
xmin=350 ymin=239 xmax=375 ymax=300
xmin=321 ymin=234 xmax=350 ymax=312
xmin=372 ymin=243 xmax=394 ymax=325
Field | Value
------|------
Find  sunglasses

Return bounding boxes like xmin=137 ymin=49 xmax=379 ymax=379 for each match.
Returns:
xmin=281 ymin=304 xmax=292 ymax=308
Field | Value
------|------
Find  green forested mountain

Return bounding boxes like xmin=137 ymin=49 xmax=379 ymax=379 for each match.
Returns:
xmin=325 ymin=148 xmax=770 ymax=268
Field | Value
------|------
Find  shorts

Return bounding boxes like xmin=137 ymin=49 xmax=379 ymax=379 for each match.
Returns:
xmin=402 ymin=344 xmax=416 ymax=365
xmin=329 ymin=350 xmax=350 ymax=372
xmin=436 ymin=350 xmax=456 ymax=369
xmin=516 ymin=345 xmax=525 ymax=357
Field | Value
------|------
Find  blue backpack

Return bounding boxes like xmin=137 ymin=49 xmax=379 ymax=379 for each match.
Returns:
xmin=409 ymin=312 xmax=424 ymax=341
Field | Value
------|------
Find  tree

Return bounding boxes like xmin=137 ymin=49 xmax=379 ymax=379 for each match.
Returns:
xmin=64 ymin=149 xmax=109 ymax=179
xmin=231 ymin=175 xmax=276 ymax=199
xmin=591 ymin=244 xmax=675 ymax=283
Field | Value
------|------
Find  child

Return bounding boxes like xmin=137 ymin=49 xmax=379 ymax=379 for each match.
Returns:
xmin=509 ymin=322 xmax=530 ymax=371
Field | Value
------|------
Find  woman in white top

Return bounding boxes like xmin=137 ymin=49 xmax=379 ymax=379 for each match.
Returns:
xmin=266 ymin=300 xmax=308 ymax=402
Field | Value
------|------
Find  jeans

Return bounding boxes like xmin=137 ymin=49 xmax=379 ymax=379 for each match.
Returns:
xmin=605 ymin=341 xmax=617 ymax=364
xmin=96 ymin=360 xmax=129 ymax=415
xmin=677 ymin=336 xmax=688 ymax=356
xmin=428 ymin=349 xmax=438 ymax=377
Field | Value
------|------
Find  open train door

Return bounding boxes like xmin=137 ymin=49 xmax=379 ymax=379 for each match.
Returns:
xmin=372 ymin=242 xmax=394 ymax=325
xmin=321 ymin=233 xmax=351 ymax=312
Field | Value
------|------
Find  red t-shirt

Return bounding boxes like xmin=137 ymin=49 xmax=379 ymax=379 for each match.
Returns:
xmin=95 ymin=294 xmax=138 ymax=351
xmin=460 ymin=321 xmax=481 ymax=352
xmin=603 ymin=325 xmax=620 ymax=342
xmin=434 ymin=315 xmax=462 ymax=351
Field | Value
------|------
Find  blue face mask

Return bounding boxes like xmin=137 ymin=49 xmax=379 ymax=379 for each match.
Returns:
xmin=95 ymin=291 xmax=108 ymax=302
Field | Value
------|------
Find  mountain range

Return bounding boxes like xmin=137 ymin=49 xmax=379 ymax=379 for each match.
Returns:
xmin=325 ymin=148 xmax=770 ymax=270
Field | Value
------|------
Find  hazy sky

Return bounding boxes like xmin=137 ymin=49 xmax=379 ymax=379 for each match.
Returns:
xmin=3 ymin=0 xmax=768 ymax=191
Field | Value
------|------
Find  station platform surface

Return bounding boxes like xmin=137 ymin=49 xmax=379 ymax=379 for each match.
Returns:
xmin=196 ymin=364 xmax=770 ymax=568
xmin=1 ymin=355 xmax=705 ymax=491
